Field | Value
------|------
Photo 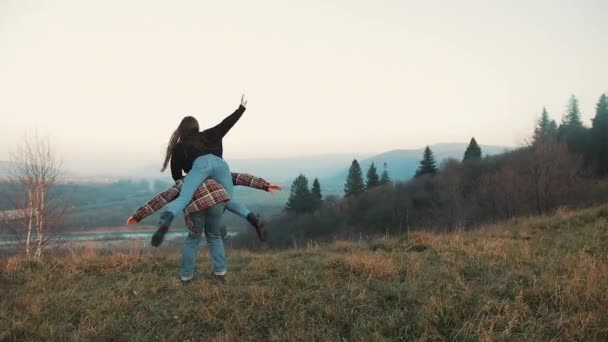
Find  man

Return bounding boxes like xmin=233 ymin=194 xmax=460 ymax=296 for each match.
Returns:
xmin=127 ymin=172 xmax=282 ymax=282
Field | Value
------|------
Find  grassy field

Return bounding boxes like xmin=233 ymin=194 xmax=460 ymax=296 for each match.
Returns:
xmin=1 ymin=205 xmax=607 ymax=341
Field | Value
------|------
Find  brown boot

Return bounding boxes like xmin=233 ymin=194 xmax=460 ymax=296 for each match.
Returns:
xmin=151 ymin=212 xmax=174 ymax=247
xmin=247 ymin=213 xmax=267 ymax=242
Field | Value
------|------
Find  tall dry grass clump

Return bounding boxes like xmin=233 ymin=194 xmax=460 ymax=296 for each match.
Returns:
xmin=347 ymin=252 xmax=399 ymax=279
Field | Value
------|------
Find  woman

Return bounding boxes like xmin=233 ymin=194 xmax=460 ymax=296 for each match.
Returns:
xmin=153 ymin=94 xmax=264 ymax=246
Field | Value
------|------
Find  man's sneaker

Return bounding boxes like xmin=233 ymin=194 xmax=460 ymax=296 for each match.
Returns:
xmin=180 ymin=274 xmax=194 ymax=285
xmin=151 ymin=212 xmax=174 ymax=247
xmin=210 ymin=271 xmax=226 ymax=283
xmin=247 ymin=212 xmax=267 ymax=242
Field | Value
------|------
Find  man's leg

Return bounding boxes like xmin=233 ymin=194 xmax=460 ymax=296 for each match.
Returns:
xmin=179 ymin=213 xmax=205 ymax=281
xmin=220 ymin=224 xmax=228 ymax=241
xmin=204 ymin=203 xmax=227 ymax=275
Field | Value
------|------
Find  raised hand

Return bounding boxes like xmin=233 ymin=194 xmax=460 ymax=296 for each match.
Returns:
xmin=241 ymin=94 xmax=248 ymax=108
xmin=267 ymin=183 xmax=284 ymax=195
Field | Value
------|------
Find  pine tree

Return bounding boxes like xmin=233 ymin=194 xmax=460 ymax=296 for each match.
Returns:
xmin=344 ymin=159 xmax=365 ymax=197
xmin=590 ymin=93 xmax=608 ymax=176
xmin=463 ymin=137 xmax=482 ymax=162
xmin=415 ymin=146 xmax=438 ymax=177
xmin=311 ymin=178 xmax=323 ymax=210
xmin=533 ymin=107 xmax=558 ymax=144
xmin=365 ymin=162 xmax=380 ymax=189
xmin=285 ymin=174 xmax=313 ymax=214
xmin=379 ymin=162 xmax=391 ymax=185
xmin=549 ymin=120 xmax=558 ymax=137
xmin=560 ymin=95 xmax=584 ymax=129
xmin=559 ymin=95 xmax=587 ymax=154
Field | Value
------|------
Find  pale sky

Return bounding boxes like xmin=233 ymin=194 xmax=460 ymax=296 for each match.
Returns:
xmin=1 ymin=0 xmax=607 ymax=172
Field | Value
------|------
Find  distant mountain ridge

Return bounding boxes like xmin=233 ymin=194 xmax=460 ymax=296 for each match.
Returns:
xmin=343 ymin=142 xmax=510 ymax=182
xmin=0 ymin=143 xmax=511 ymax=186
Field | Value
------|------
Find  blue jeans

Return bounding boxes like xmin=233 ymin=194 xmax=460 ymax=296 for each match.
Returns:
xmin=180 ymin=203 xmax=227 ymax=278
xmin=166 ymin=154 xmax=251 ymax=219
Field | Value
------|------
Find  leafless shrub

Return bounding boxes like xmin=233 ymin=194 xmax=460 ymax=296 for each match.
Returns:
xmin=4 ymin=134 xmax=68 ymax=258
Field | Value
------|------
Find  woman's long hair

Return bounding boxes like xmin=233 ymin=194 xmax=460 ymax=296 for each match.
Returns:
xmin=161 ymin=116 xmax=199 ymax=172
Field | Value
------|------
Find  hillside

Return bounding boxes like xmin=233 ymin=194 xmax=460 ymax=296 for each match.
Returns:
xmin=0 ymin=142 xmax=511 ymax=231
xmin=2 ymin=205 xmax=607 ymax=340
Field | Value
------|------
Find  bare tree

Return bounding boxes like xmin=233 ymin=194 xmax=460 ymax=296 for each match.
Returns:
xmin=529 ymin=139 xmax=582 ymax=214
xmin=435 ymin=158 xmax=465 ymax=229
xmin=8 ymin=134 xmax=63 ymax=258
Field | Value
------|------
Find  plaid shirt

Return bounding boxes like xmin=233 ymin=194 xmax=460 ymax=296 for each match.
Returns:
xmin=131 ymin=173 xmax=269 ymax=232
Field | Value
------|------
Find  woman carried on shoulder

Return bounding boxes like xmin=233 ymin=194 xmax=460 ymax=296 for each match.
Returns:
xmin=152 ymin=94 xmax=266 ymax=246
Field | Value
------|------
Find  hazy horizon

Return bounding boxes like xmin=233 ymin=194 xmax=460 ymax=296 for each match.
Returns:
xmin=2 ymin=140 xmax=508 ymax=179
xmin=1 ymin=0 xmax=607 ymax=169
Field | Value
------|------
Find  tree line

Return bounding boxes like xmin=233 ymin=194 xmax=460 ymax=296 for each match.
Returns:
xmin=286 ymin=161 xmax=392 ymax=215
xmin=235 ymin=93 xmax=608 ymax=248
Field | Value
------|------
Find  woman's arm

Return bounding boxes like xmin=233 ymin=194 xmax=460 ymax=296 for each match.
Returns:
xmin=204 ymin=95 xmax=248 ymax=139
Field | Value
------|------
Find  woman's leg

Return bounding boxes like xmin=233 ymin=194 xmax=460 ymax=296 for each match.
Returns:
xmin=208 ymin=156 xmax=253 ymax=219
xmin=225 ymin=200 xmax=251 ymax=219
xmin=207 ymin=156 xmax=266 ymax=241
xmin=165 ymin=155 xmax=213 ymax=215
xmin=204 ymin=203 xmax=227 ymax=275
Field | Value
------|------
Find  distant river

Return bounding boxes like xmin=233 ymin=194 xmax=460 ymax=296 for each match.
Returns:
xmin=0 ymin=230 xmax=238 ymax=246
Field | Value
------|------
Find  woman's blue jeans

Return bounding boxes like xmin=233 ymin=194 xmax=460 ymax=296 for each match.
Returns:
xmin=166 ymin=154 xmax=251 ymax=219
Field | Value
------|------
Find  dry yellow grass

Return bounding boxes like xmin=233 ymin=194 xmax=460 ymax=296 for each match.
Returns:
xmin=347 ymin=252 xmax=399 ymax=279
xmin=1 ymin=204 xmax=607 ymax=340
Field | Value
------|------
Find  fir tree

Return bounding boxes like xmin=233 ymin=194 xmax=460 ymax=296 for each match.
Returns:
xmin=559 ymin=95 xmax=587 ymax=154
xmin=365 ymin=162 xmax=380 ymax=189
xmin=533 ymin=107 xmax=558 ymax=144
xmin=311 ymin=178 xmax=323 ymax=210
xmin=590 ymin=93 xmax=608 ymax=176
xmin=285 ymin=174 xmax=313 ymax=214
xmin=344 ymin=159 xmax=365 ymax=197
xmin=379 ymin=162 xmax=391 ymax=185
xmin=415 ymin=146 xmax=438 ymax=177
xmin=549 ymin=120 xmax=559 ymax=137
xmin=560 ymin=95 xmax=584 ymax=129
xmin=463 ymin=137 xmax=482 ymax=162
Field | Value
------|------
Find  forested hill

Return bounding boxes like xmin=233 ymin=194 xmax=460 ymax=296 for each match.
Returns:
xmin=326 ymin=142 xmax=509 ymax=184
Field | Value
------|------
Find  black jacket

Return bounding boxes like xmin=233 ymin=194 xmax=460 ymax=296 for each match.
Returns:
xmin=170 ymin=105 xmax=245 ymax=181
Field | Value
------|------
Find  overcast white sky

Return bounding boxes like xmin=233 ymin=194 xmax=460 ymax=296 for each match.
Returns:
xmin=1 ymin=0 xmax=607 ymax=171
